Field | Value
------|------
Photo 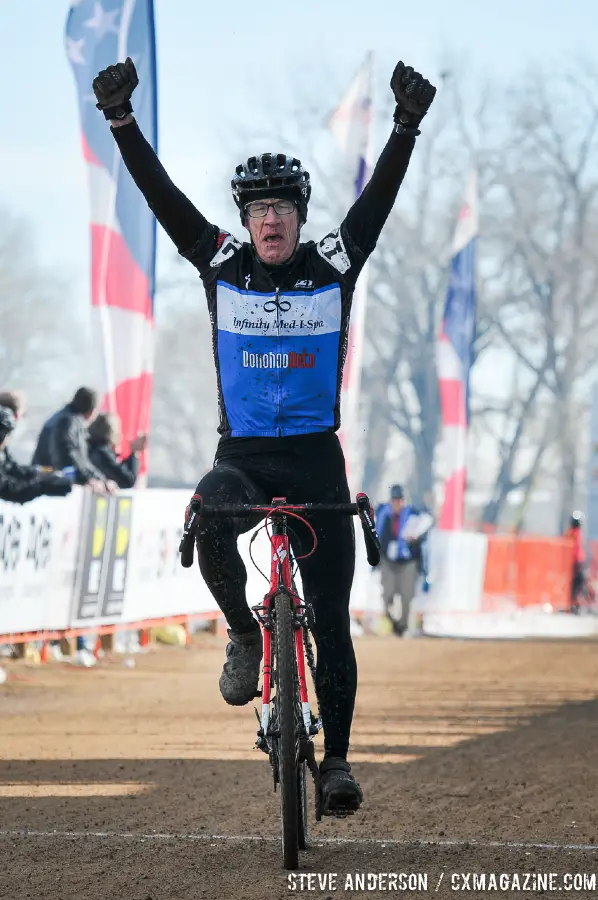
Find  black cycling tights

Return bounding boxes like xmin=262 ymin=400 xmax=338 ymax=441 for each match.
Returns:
xmin=194 ymin=433 xmax=356 ymax=760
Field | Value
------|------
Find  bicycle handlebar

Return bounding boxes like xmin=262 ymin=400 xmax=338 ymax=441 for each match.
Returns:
xmin=199 ymin=502 xmax=359 ymax=517
xmin=179 ymin=493 xmax=381 ymax=568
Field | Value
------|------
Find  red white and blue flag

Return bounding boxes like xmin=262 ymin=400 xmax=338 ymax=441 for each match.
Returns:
xmin=436 ymin=171 xmax=477 ymax=530
xmin=65 ymin=0 xmax=158 ymax=474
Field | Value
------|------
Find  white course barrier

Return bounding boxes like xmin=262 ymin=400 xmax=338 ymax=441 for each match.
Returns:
xmin=424 ymin=530 xmax=489 ymax=615
xmin=0 ymin=487 xmax=388 ymax=638
xmin=0 ymin=490 xmax=85 ymax=634
xmin=120 ymin=489 xmax=219 ymax=623
xmin=3 ymin=491 xmax=597 ymax=641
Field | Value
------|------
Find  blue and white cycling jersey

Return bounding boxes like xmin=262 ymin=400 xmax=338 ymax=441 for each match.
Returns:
xmin=216 ymin=281 xmax=342 ymax=437
xmin=182 ymin=223 xmax=367 ymax=438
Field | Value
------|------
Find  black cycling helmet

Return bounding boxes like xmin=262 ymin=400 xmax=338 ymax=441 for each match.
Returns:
xmin=231 ymin=153 xmax=311 ymax=224
xmin=0 ymin=405 xmax=16 ymax=443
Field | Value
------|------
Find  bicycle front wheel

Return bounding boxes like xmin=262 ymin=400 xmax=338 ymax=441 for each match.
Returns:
xmin=297 ymin=759 xmax=309 ymax=850
xmin=274 ymin=590 xmax=299 ymax=870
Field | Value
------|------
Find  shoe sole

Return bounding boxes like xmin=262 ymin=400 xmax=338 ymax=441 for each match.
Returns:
xmin=321 ymin=786 xmax=363 ymax=817
xmin=220 ymin=693 xmax=256 ymax=707
xmin=219 ymin=677 xmax=259 ymax=706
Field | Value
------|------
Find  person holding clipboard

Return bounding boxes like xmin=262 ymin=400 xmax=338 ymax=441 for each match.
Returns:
xmin=375 ymin=485 xmax=434 ymax=635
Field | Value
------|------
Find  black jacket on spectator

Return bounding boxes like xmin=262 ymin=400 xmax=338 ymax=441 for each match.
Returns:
xmin=32 ymin=403 xmax=102 ymax=485
xmin=88 ymin=440 xmax=139 ymax=489
xmin=0 ymin=447 xmax=72 ymax=504
xmin=2 ymin=447 xmax=25 ymax=480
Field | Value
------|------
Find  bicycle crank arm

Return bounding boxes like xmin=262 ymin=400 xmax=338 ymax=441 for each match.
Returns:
xmin=301 ymin=738 xmax=322 ymax=823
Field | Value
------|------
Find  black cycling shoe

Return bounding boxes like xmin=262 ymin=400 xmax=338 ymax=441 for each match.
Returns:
xmin=319 ymin=757 xmax=363 ymax=817
xmin=219 ymin=629 xmax=262 ymax=706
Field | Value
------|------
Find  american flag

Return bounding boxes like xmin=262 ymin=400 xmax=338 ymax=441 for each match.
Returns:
xmin=65 ymin=0 xmax=158 ymax=476
xmin=327 ymin=52 xmax=375 ymax=492
xmin=436 ymin=171 xmax=477 ymax=530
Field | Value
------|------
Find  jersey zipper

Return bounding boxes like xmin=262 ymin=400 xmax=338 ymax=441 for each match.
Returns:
xmin=253 ymin=253 xmax=296 ymax=438
xmin=275 ymin=286 xmax=282 ymax=436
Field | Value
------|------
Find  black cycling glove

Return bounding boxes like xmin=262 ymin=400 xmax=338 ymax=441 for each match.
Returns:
xmin=92 ymin=56 xmax=139 ymax=121
xmin=391 ymin=61 xmax=436 ymax=136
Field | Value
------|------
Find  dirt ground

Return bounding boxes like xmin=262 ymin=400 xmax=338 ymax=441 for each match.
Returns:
xmin=1 ymin=634 xmax=598 ymax=899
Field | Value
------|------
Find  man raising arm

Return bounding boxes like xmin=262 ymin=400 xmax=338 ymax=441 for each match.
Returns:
xmin=92 ymin=57 xmax=435 ymax=816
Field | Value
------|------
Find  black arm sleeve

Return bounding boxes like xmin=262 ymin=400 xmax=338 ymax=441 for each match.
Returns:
xmin=90 ymin=445 xmax=139 ymax=490
xmin=111 ymin=120 xmax=217 ymax=255
xmin=116 ymin=452 xmax=140 ymax=489
xmin=343 ymin=130 xmax=416 ymax=257
xmin=0 ymin=479 xmax=44 ymax=504
xmin=54 ymin=419 xmax=102 ymax=485
xmin=0 ymin=472 xmax=70 ymax=505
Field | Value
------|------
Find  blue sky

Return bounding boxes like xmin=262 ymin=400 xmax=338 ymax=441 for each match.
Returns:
xmin=0 ymin=0 xmax=594 ymax=313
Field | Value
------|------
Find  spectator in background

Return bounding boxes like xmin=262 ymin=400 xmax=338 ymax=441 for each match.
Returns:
xmin=0 ymin=390 xmax=27 ymax=480
xmin=88 ymin=413 xmax=147 ymax=488
xmin=566 ymin=511 xmax=587 ymax=614
xmin=32 ymin=387 xmax=114 ymax=494
xmin=375 ymin=484 xmax=434 ymax=636
xmin=0 ymin=406 xmax=72 ymax=504
xmin=0 ymin=390 xmax=25 ymax=420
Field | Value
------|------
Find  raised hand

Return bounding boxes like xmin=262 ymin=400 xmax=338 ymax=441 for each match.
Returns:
xmin=390 ymin=61 xmax=436 ymax=134
xmin=92 ymin=56 xmax=139 ymax=121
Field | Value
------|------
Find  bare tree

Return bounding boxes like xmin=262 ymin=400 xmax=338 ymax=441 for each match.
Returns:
xmin=0 ymin=210 xmax=87 ymax=456
xmin=484 ymin=66 xmax=598 ymax=526
xmin=349 ymin=83 xmax=495 ymax=504
xmin=280 ymin=85 xmax=479 ymax=503
xmin=362 ymin=64 xmax=598 ymax=520
xmin=148 ymin=265 xmax=219 ymax=485
xmin=177 ymin=62 xmax=598 ymax=528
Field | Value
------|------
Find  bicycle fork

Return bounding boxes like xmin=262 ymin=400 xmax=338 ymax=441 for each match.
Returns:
xmin=256 ymin=589 xmax=318 ymax=743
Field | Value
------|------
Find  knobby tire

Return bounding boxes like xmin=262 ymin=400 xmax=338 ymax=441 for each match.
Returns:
xmin=297 ymin=759 xmax=309 ymax=850
xmin=274 ymin=590 xmax=299 ymax=870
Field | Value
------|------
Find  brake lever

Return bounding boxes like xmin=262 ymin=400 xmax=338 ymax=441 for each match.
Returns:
xmin=179 ymin=496 xmax=202 ymax=568
xmin=356 ymin=492 xmax=381 ymax=567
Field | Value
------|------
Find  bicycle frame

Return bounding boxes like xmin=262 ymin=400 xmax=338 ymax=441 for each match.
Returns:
xmin=178 ymin=489 xmax=381 ymax=865
xmin=258 ymin=501 xmax=314 ymax=748
xmin=180 ymin=495 xmax=380 ymax=733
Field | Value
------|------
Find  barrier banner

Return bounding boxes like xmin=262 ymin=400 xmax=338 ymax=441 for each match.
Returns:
xmin=121 ymin=489 xmax=219 ymax=622
xmin=102 ymin=495 xmax=133 ymax=618
xmin=0 ymin=490 xmax=85 ymax=634
xmin=72 ymin=493 xmax=119 ymax=625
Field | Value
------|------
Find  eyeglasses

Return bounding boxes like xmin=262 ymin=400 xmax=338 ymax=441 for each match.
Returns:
xmin=245 ymin=199 xmax=296 ymax=218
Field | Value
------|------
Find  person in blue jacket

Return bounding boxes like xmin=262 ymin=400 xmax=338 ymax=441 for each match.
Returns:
xmin=375 ymin=484 xmax=433 ymax=635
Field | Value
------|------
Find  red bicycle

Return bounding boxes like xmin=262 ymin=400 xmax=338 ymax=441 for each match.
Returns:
xmin=180 ymin=493 xmax=381 ymax=869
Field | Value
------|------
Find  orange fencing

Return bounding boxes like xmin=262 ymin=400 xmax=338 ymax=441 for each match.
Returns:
xmin=482 ymin=535 xmax=574 ymax=612
xmin=588 ymin=541 xmax=598 ymax=584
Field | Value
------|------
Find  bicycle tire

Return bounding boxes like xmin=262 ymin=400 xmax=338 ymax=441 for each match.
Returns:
xmin=297 ymin=759 xmax=309 ymax=849
xmin=274 ymin=590 xmax=300 ymax=869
